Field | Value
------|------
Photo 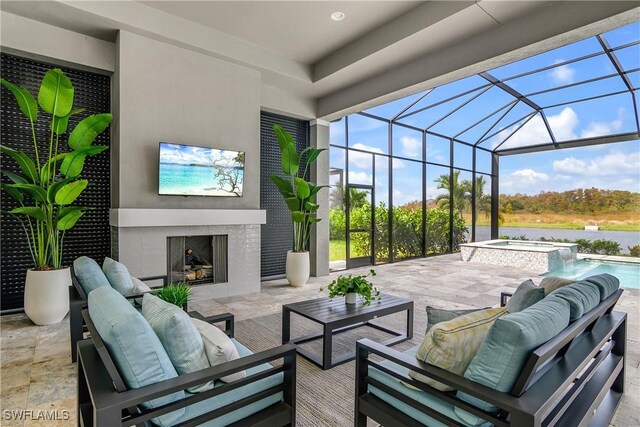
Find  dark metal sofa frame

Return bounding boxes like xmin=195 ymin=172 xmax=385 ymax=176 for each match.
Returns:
xmin=69 ymin=268 xmax=171 ymax=362
xmin=355 ymin=289 xmax=626 ymax=427
xmin=77 ymin=308 xmax=297 ymax=427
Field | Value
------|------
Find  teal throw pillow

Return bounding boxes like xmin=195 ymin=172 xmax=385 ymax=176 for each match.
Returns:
xmin=73 ymin=256 xmax=110 ymax=296
xmin=102 ymin=257 xmax=135 ymax=296
xmin=142 ymin=294 xmax=212 ymax=393
xmin=505 ymin=279 xmax=544 ymax=313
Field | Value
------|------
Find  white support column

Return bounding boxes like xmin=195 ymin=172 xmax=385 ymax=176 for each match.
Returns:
xmin=310 ymin=119 xmax=330 ymax=276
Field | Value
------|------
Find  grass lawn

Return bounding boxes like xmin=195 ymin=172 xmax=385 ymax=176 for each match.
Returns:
xmin=462 ymin=212 xmax=639 ymax=232
xmin=330 ymin=240 xmax=346 ymax=262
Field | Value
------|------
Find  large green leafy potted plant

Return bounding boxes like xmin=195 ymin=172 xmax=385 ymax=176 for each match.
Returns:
xmin=271 ymin=124 xmax=326 ymax=287
xmin=1 ymin=69 xmax=111 ymax=325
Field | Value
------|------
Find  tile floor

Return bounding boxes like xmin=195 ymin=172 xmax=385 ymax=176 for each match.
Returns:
xmin=1 ymin=254 xmax=638 ymax=426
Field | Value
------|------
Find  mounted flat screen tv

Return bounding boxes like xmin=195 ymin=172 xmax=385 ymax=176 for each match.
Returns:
xmin=159 ymin=142 xmax=245 ymax=197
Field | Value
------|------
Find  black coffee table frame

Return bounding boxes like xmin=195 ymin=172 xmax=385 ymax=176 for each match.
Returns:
xmin=282 ymin=294 xmax=413 ymax=370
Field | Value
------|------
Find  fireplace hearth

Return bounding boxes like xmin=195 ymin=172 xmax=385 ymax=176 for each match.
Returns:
xmin=167 ymin=235 xmax=228 ymax=285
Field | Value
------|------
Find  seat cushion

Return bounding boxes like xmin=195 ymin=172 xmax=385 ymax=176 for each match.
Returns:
xmin=505 ymin=279 xmax=544 ymax=313
xmin=411 ymin=307 xmax=508 ymax=391
xmin=540 ymin=276 xmax=574 ymax=295
xmin=102 ymin=257 xmax=135 ymax=296
xmin=73 ymin=256 xmax=110 ymax=296
xmin=142 ymin=294 xmax=212 ymax=393
xmin=549 ymin=281 xmax=600 ymax=321
xmin=369 ymin=345 xmax=491 ymax=427
xmin=191 ymin=318 xmax=245 ymax=383
xmin=169 ymin=339 xmax=285 ymax=427
xmin=456 ymin=296 xmax=571 ymax=425
xmin=88 ymin=286 xmax=185 ymax=426
xmin=425 ymin=306 xmax=485 ymax=333
xmin=585 ymin=274 xmax=619 ymax=301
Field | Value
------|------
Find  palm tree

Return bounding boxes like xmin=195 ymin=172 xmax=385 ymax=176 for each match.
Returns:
xmin=434 ymin=170 xmax=468 ymax=213
xmin=462 ymin=176 xmax=504 ymax=224
xmin=345 ymin=187 xmax=369 ymax=210
xmin=467 ymin=176 xmax=491 ymax=218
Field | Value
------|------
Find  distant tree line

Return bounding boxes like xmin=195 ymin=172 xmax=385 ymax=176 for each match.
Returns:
xmin=500 ymin=188 xmax=640 ymax=215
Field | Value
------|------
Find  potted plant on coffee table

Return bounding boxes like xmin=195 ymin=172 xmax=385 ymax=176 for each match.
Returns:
xmin=320 ymin=269 xmax=381 ymax=306
xmin=1 ymin=69 xmax=111 ymax=325
xmin=271 ymin=124 xmax=326 ymax=287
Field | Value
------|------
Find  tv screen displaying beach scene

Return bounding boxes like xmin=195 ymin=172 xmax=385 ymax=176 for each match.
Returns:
xmin=159 ymin=142 xmax=245 ymax=197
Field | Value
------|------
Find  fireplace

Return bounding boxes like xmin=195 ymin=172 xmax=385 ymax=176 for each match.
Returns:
xmin=111 ymin=208 xmax=265 ymax=298
xmin=167 ymin=235 xmax=228 ymax=285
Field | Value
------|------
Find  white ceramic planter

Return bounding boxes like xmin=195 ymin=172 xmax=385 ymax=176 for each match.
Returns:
xmin=24 ymin=267 xmax=71 ymax=325
xmin=345 ymin=292 xmax=357 ymax=305
xmin=286 ymin=251 xmax=310 ymax=287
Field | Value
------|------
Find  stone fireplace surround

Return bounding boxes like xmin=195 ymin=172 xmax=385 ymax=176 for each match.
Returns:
xmin=110 ymin=209 xmax=266 ymax=300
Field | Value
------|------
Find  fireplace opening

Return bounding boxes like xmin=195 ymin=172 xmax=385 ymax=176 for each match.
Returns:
xmin=167 ymin=235 xmax=228 ymax=285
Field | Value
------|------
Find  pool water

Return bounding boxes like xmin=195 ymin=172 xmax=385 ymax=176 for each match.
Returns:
xmin=545 ymin=259 xmax=640 ymax=289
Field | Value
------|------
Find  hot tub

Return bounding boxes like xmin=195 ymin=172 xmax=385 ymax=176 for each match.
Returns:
xmin=460 ymin=239 xmax=578 ymax=274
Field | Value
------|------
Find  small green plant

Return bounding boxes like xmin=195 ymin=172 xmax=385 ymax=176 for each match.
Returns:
xmin=155 ymin=283 xmax=191 ymax=308
xmin=320 ymin=270 xmax=381 ymax=306
xmin=628 ymin=245 xmax=640 ymax=257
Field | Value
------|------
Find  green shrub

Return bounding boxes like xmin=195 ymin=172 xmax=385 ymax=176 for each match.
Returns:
xmin=629 ymin=245 xmax=640 ymax=257
xmin=329 ymin=208 xmax=346 ymax=240
xmin=590 ymin=239 xmax=622 ymax=255
xmin=502 ymin=235 xmax=622 ymax=255
xmin=337 ymin=203 xmax=468 ymax=260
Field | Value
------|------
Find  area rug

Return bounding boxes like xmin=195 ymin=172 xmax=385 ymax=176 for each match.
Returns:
xmin=235 ymin=310 xmax=424 ymax=426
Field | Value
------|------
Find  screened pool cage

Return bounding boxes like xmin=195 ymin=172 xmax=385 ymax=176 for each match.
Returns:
xmin=329 ymin=22 xmax=639 ymax=269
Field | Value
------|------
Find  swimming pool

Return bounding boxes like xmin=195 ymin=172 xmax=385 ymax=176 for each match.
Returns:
xmin=545 ymin=258 xmax=640 ymax=289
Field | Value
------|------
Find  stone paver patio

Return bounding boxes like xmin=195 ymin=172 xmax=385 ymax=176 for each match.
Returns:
xmin=1 ymin=254 xmax=638 ymax=426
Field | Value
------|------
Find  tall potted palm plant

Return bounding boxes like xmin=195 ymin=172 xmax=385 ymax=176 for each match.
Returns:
xmin=271 ymin=124 xmax=326 ymax=287
xmin=1 ymin=68 xmax=111 ymax=325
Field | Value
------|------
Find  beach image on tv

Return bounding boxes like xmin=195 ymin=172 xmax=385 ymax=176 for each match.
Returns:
xmin=159 ymin=142 xmax=245 ymax=197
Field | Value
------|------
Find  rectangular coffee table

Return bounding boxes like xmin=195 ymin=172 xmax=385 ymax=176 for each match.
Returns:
xmin=282 ymin=294 xmax=413 ymax=370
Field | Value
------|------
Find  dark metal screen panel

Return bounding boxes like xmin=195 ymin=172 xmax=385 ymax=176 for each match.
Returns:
xmin=1 ymin=53 xmax=111 ymax=312
xmin=260 ymin=112 xmax=309 ymax=278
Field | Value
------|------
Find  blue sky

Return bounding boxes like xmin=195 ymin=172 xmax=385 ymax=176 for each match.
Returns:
xmin=159 ymin=142 xmax=243 ymax=166
xmin=330 ymin=21 xmax=640 ymax=204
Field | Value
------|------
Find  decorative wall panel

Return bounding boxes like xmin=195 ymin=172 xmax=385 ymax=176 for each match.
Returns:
xmin=0 ymin=53 xmax=111 ymax=311
xmin=260 ymin=112 xmax=309 ymax=278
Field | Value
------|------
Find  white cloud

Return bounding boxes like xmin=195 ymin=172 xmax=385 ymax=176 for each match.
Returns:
xmin=493 ymin=107 xmax=578 ymax=150
xmin=348 ymin=143 xmax=404 ymax=171
xmin=548 ymin=107 xmax=579 ymax=141
xmin=159 ymin=143 xmax=241 ymax=166
xmin=393 ymin=189 xmax=422 ymax=206
xmin=552 ymin=151 xmax=640 ymax=177
xmin=549 ymin=60 xmax=576 ymax=84
xmin=501 ymin=168 xmax=549 ymax=194
xmin=401 ymin=136 xmax=421 ymax=157
xmin=580 ymin=108 xmax=625 ymax=139
xmin=512 ymin=168 xmax=549 ymax=182
xmin=349 ymin=143 xmax=382 ymax=169
xmin=434 ymin=155 xmax=446 ymax=164
xmin=392 ymin=159 xmax=405 ymax=169
xmin=348 ymin=171 xmax=372 ymax=185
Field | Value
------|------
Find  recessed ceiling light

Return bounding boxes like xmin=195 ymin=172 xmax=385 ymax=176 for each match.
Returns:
xmin=331 ymin=11 xmax=345 ymax=21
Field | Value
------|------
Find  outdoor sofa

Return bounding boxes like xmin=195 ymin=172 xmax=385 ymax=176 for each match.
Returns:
xmin=76 ymin=285 xmax=297 ymax=426
xmin=355 ymin=274 xmax=626 ymax=427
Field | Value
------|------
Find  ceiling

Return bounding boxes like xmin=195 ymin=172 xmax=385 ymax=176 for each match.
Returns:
xmin=139 ymin=1 xmax=421 ymax=64
xmin=1 ymin=1 xmax=637 ymax=119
